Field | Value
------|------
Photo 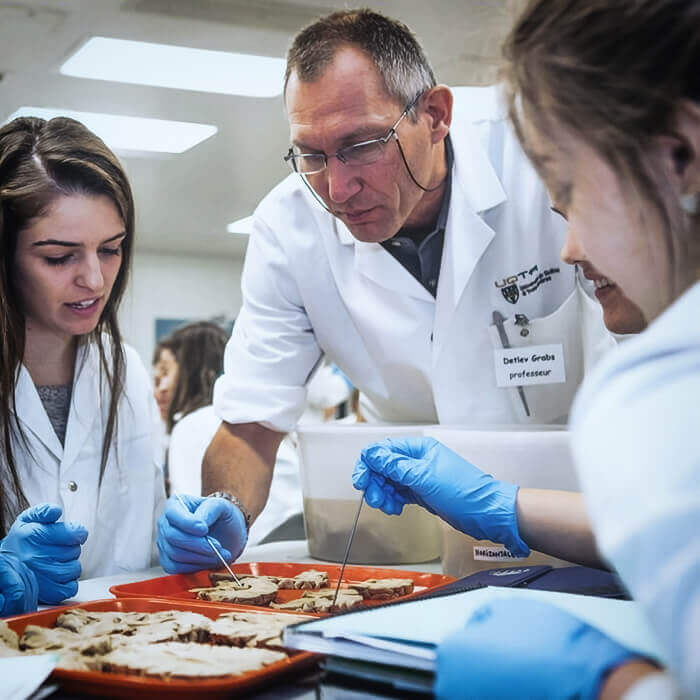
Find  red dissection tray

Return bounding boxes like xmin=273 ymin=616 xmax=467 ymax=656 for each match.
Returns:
xmin=110 ymin=562 xmax=455 ymax=612
xmin=4 ymin=597 xmax=318 ymax=699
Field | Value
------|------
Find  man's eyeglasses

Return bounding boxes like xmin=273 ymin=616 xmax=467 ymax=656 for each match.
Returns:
xmin=284 ymin=93 xmax=422 ymax=176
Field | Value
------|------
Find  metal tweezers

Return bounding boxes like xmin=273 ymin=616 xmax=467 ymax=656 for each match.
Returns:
xmin=330 ymin=498 xmax=363 ymax=612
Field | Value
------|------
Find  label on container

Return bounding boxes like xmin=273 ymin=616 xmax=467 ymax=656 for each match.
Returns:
xmin=473 ymin=545 xmax=528 ymax=561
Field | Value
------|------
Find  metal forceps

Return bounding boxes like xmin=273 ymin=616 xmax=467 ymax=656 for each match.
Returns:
xmin=330 ymin=498 xmax=364 ymax=612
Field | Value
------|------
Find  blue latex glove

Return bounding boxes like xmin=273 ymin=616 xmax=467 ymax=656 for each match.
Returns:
xmin=0 ymin=504 xmax=87 ymax=605
xmin=157 ymin=494 xmax=248 ymax=574
xmin=353 ymin=437 xmax=529 ymax=556
xmin=0 ymin=551 xmax=38 ymax=617
xmin=435 ymin=598 xmax=644 ymax=700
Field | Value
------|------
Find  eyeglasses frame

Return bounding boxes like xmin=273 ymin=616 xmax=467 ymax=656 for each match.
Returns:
xmin=283 ymin=91 xmax=424 ymax=176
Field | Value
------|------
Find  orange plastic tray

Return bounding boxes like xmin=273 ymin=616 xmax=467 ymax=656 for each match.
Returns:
xmin=109 ymin=562 xmax=455 ymax=612
xmin=4 ymin=597 xmax=318 ymax=698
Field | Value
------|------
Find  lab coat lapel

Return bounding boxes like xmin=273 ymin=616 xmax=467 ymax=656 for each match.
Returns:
xmin=62 ymin=342 xmax=102 ymax=471
xmin=15 ymin=365 xmax=63 ymax=461
xmin=432 ymin=121 xmax=506 ymax=357
xmin=335 ymin=219 xmax=434 ymax=302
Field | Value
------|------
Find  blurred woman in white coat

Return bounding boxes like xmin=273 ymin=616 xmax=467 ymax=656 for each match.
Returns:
xmin=153 ymin=321 xmax=228 ymax=496
xmin=0 ymin=116 xmax=164 ymax=615
xmin=161 ymin=321 xmax=310 ymax=546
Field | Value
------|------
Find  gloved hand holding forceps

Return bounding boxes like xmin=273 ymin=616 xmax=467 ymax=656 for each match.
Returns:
xmin=352 ymin=436 xmax=530 ymax=557
xmin=157 ymin=494 xmax=248 ymax=574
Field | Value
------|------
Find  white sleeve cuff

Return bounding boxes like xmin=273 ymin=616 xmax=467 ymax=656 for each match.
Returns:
xmin=621 ymin=673 xmax=683 ymax=700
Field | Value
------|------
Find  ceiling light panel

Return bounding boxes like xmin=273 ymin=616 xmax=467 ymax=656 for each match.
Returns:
xmin=4 ymin=107 xmax=217 ymax=154
xmin=61 ymin=37 xmax=285 ymax=97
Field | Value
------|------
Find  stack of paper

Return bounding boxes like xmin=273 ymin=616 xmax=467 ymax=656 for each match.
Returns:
xmin=284 ymin=586 xmax=665 ymax=677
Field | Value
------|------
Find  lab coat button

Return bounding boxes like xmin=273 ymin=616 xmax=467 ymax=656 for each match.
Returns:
xmin=68 ymin=481 xmax=78 ymax=492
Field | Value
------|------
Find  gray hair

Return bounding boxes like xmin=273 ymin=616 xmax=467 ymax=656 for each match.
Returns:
xmin=285 ymin=8 xmax=436 ymax=121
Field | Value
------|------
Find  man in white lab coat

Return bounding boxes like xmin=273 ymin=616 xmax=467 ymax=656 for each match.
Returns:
xmin=156 ymin=9 xmax=612 ymax=571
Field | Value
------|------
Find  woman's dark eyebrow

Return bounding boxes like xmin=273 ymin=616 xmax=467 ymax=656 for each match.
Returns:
xmin=32 ymin=231 xmax=126 ymax=247
xmin=32 ymin=239 xmax=79 ymax=248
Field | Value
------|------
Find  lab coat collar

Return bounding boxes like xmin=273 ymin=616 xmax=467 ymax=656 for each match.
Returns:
xmin=14 ymin=340 xmax=102 ymax=468
xmin=353 ymin=239 xmax=435 ymax=302
xmin=431 ymin=176 xmax=498 ymax=358
xmin=449 ymin=116 xmax=507 ymax=216
xmin=334 ymin=219 xmax=434 ymax=302
xmin=62 ymin=341 xmax=102 ymax=471
xmin=15 ymin=365 xmax=64 ymax=463
xmin=430 ymin=120 xmax=507 ymax=357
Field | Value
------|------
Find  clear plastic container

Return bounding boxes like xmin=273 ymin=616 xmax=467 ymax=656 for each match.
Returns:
xmin=296 ymin=424 xmax=441 ymax=564
xmin=425 ymin=426 xmax=580 ymax=578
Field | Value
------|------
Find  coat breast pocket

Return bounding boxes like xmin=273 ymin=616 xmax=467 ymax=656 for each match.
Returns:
xmin=488 ymin=283 xmax=615 ymax=424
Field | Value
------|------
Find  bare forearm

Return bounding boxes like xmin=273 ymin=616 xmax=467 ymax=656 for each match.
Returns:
xmin=201 ymin=422 xmax=284 ymax=520
xmin=516 ymin=488 xmax=606 ymax=569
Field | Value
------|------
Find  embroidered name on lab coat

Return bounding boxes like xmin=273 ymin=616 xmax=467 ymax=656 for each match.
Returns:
xmin=494 ymin=265 xmax=561 ymax=304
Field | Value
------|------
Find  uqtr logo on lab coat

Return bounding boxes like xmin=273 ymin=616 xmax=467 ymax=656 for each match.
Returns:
xmin=501 ymin=284 xmax=519 ymax=304
xmin=495 ymin=264 xmax=561 ymax=304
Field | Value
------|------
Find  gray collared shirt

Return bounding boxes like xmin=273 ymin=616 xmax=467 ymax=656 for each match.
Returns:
xmin=381 ymin=136 xmax=454 ymax=297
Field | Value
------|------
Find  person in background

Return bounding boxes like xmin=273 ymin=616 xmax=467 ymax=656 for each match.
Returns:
xmin=0 ymin=116 xmax=164 ymax=616
xmin=158 ymin=8 xmax=614 ymax=573
xmin=302 ymin=362 xmax=354 ymax=423
xmin=155 ymin=322 xmax=303 ymax=557
xmin=152 ymin=337 xmax=179 ymax=430
xmin=436 ymin=0 xmax=700 ymax=697
xmin=152 ymin=321 xmax=228 ymax=496
xmin=151 ymin=335 xmax=178 ymax=479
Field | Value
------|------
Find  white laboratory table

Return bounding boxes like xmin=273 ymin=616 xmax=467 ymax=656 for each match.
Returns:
xmin=69 ymin=539 xmax=443 ymax=603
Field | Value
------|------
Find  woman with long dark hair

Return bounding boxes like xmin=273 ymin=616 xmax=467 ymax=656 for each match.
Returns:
xmin=152 ymin=321 xmax=228 ymax=495
xmin=153 ymin=321 xmax=229 ymax=436
xmin=0 ymin=116 xmax=164 ymax=616
xmin=153 ymin=321 xmax=304 ymax=549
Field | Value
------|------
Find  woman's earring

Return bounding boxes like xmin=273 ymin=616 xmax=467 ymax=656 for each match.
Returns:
xmin=680 ymin=193 xmax=700 ymax=215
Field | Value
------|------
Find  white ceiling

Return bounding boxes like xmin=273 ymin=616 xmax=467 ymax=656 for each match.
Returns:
xmin=0 ymin=0 xmax=516 ymax=259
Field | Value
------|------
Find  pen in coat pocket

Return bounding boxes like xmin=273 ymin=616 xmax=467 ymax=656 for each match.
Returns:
xmin=493 ymin=310 xmax=531 ymax=417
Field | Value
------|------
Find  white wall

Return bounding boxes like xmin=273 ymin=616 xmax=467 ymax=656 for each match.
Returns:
xmin=119 ymin=250 xmax=244 ymax=367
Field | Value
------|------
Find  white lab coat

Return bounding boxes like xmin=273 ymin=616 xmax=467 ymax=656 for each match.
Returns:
xmin=214 ymin=85 xmax=612 ymax=431
xmin=168 ymin=405 xmax=302 ymax=546
xmin=6 ymin=341 xmax=165 ymax=578
xmin=571 ymin=281 xmax=700 ymax=698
